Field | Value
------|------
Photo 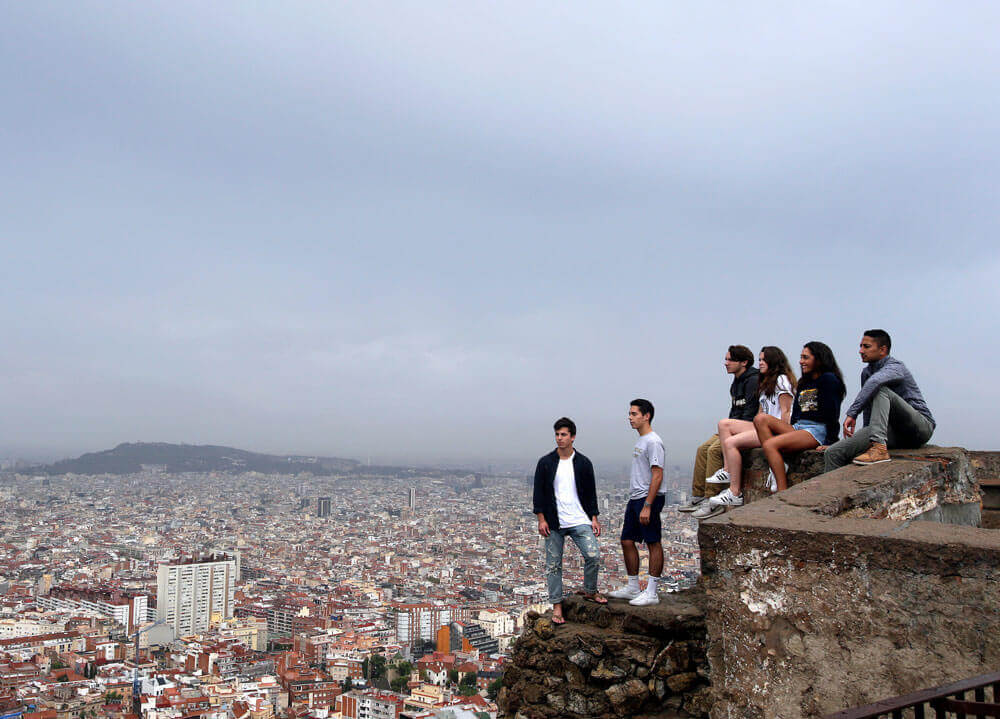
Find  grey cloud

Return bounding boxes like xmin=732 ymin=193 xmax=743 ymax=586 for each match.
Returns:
xmin=1 ymin=2 xmax=998 ymax=464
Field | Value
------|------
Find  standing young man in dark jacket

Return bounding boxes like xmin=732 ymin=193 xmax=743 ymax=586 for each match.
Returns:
xmin=678 ymin=346 xmax=760 ymax=513
xmin=533 ymin=417 xmax=604 ymax=623
xmin=823 ymin=330 xmax=935 ymax=470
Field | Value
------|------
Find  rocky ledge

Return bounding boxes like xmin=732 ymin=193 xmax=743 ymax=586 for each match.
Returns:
xmin=499 ymin=593 xmax=711 ymax=719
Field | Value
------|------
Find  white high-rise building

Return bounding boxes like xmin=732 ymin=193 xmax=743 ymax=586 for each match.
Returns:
xmin=391 ymin=602 xmax=451 ymax=645
xmin=156 ymin=554 xmax=237 ymax=637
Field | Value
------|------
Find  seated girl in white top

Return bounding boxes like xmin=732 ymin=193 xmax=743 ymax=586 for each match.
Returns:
xmin=696 ymin=346 xmax=796 ymax=515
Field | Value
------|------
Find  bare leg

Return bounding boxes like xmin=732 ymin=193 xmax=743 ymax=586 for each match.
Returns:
xmin=725 ymin=428 xmax=762 ymax=495
xmin=718 ymin=418 xmax=754 ymax=475
xmin=621 ymin=539 xmax=639 ymax=575
xmin=648 ymin=542 xmax=664 ymax=577
xmin=754 ymin=413 xmax=794 ymax=446
xmin=762 ymin=430 xmax=819 ymax=490
xmin=720 ymin=419 xmax=755 ymax=475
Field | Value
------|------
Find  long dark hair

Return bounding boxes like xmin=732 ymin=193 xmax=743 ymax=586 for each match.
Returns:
xmin=759 ymin=346 xmax=797 ymax=398
xmin=802 ymin=341 xmax=846 ymax=398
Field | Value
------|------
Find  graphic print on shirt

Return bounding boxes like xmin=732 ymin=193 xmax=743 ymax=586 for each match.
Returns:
xmin=798 ymin=388 xmax=819 ymax=412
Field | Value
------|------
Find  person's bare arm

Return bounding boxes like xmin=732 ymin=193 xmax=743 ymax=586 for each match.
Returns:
xmin=639 ymin=466 xmax=663 ymax=525
xmin=779 ymin=394 xmax=793 ymax=424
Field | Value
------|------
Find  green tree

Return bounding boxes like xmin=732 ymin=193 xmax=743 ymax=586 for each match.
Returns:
xmin=395 ymin=660 xmax=413 ymax=677
xmin=459 ymin=685 xmax=477 ymax=696
xmin=390 ymin=675 xmax=409 ymax=693
xmin=342 ymin=677 xmax=353 ymax=692
xmin=362 ymin=654 xmax=387 ymax=681
xmin=487 ymin=677 xmax=503 ymax=700
xmin=460 ymin=672 xmax=476 ymax=688
xmin=102 ymin=691 xmax=123 ymax=704
xmin=447 ymin=668 xmax=459 ymax=685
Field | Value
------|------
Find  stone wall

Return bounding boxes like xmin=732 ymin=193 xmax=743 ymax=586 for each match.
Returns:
xmin=972 ymin=450 xmax=1000 ymax=528
xmin=499 ymin=594 xmax=711 ymax=719
xmin=699 ymin=446 xmax=997 ymax=718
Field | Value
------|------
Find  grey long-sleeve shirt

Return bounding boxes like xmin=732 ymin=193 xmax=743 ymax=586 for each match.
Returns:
xmin=846 ymin=356 xmax=935 ymax=427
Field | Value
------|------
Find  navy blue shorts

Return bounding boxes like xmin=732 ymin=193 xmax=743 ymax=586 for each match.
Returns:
xmin=620 ymin=495 xmax=665 ymax=544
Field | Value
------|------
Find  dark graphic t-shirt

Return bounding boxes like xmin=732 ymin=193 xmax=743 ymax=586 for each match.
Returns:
xmin=791 ymin=372 xmax=845 ymax=443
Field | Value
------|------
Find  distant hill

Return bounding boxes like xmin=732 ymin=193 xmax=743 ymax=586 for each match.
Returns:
xmin=31 ymin=442 xmax=360 ymax=476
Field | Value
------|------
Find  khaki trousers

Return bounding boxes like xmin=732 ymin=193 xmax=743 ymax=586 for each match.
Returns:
xmin=691 ymin=434 xmax=724 ymax=498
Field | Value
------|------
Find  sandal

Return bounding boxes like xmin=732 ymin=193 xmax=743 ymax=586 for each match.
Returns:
xmin=581 ymin=592 xmax=608 ymax=605
xmin=551 ymin=614 xmax=566 ymax=625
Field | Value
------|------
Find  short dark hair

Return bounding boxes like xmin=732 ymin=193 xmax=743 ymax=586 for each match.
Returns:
xmin=863 ymin=329 xmax=892 ymax=352
xmin=553 ymin=417 xmax=577 ymax=436
xmin=728 ymin=345 xmax=754 ymax=368
xmin=630 ymin=398 xmax=654 ymax=421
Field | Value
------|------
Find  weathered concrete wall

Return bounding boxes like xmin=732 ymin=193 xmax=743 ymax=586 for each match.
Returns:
xmin=499 ymin=594 xmax=711 ymax=719
xmin=972 ymin=450 xmax=1000 ymax=528
xmin=699 ymin=447 xmax=999 ymax=719
xmin=738 ymin=448 xmax=826 ymax=505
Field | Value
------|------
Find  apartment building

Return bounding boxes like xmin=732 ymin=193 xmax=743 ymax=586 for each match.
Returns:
xmin=156 ymin=554 xmax=237 ymax=637
xmin=36 ymin=586 xmax=149 ymax=633
xmin=391 ymin=603 xmax=451 ymax=646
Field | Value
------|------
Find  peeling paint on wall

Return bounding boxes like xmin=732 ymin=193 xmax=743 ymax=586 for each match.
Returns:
xmin=885 ymin=492 xmax=938 ymax=521
xmin=739 ymin=561 xmax=790 ymax=616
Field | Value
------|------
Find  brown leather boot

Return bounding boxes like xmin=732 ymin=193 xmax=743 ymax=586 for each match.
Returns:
xmin=853 ymin=442 xmax=890 ymax=465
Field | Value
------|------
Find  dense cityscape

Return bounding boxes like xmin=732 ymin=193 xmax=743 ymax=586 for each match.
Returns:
xmin=0 ymin=457 xmax=700 ymax=719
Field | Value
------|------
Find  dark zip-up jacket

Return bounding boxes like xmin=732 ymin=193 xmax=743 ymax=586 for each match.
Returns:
xmin=532 ymin=449 xmax=599 ymax=531
xmin=729 ymin=367 xmax=760 ymax=420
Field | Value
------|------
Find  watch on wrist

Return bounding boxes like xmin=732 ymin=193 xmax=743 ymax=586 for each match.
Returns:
xmin=644 ymin=501 xmax=652 ymax=507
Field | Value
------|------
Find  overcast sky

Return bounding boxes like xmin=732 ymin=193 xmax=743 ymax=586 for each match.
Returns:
xmin=2 ymin=2 xmax=998 ymax=467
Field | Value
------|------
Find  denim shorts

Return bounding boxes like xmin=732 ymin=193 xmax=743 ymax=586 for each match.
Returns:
xmin=793 ymin=420 xmax=827 ymax=445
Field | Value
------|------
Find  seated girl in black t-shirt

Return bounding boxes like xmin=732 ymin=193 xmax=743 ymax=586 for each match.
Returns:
xmin=753 ymin=341 xmax=846 ymax=492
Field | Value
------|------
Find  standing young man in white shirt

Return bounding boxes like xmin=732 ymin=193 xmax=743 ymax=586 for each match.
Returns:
xmin=609 ymin=399 xmax=667 ymax=607
xmin=532 ymin=417 xmax=605 ymax=624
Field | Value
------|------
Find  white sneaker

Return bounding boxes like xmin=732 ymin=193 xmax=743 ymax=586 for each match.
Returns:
xmin=629 ymin=589 xmax=660 ymax=606
xmin=677 ymin=496 xmax=707 ymax=513
xmin=607 ymin=585 xmax=640 ymax=600
xmin=709 ymin=489 xmax=743 ymax=508
xmin=692 ymin=503 xmax=724 ymax=519
xmin=705 ymin=468 xmax=730 ymax=484
xmin=708 ymin=488 xmax=731 ymax=506
xmin=766 ymin=462 xmax=789 ymax=493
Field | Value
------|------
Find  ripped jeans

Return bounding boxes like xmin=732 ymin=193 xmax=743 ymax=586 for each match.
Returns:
xmin=545 ymin=524 xmax=600 ymax=604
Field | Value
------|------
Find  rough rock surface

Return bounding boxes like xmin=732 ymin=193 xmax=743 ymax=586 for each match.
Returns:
xmin=499 ymin=594 xmax=711 ymax=719
xmin=699 ymin=446 xmax=1000 ymax=718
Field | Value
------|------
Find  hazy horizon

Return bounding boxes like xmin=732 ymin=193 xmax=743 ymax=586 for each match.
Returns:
xmin=3 ymin=3 xmax=998 ymax=467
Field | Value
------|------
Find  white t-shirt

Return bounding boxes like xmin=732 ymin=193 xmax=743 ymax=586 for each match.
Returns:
xmin=554 ymin=453 xmax=590 ymax=528
xmin=629 ymin=431 xmax=666 ymax=500
xmin=759 ymin=374 xmax=794 ymax=419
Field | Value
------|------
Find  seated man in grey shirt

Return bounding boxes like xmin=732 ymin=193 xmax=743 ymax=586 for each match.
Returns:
xmin=824 ymin=329 xmax=935 ymax=470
